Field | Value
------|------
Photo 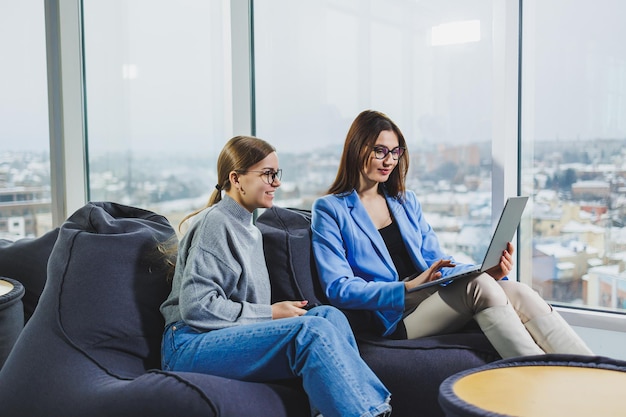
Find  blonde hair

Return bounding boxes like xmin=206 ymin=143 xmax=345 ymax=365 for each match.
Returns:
xmin=179 ymin=136 xmax=276 ymax=231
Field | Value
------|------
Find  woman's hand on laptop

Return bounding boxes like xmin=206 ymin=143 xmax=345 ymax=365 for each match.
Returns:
xmin=404 ymin=259 xmax=455 ymax=292
xmin=486 ymin=242 xmax=514 ymax=280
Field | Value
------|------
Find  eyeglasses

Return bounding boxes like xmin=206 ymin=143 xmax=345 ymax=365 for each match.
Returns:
xmin=371 ymin=145 xmax=406 ymax=160
xmin=238 ymin=169 xmax=282 ymax=185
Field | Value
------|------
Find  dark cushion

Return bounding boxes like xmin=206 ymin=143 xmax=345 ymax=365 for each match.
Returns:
xmin=361 ymin=332 xmax=500 ymax=417
xmin=0 ymin=202 xmax=309 ymax=417
xmin=0 ymin=228 xmax=59 ymax=322
xmin=46 ymin=201 xmax=175 ymax=376
xmin=257 ymin=206 xmax=328 ymax=307
xmin=0 ymin=277 xmax=25 ymax=369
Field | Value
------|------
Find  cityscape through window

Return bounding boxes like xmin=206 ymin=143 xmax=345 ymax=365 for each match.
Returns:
xmin=2 ymin=0 xmax=625 ymax=319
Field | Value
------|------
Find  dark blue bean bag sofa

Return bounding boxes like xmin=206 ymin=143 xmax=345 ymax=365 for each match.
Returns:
xmin=0 ymin=202 xmax=500 ymax=417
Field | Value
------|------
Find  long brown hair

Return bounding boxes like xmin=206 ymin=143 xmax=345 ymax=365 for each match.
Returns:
xmin=179 ymin=135 xmax=276 ymax=230
xmin=327 ymin=110 xmax=409 ymax=198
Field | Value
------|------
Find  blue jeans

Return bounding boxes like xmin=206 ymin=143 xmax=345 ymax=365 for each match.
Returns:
xmin=162 ymin=305 xmax=391 ymax=417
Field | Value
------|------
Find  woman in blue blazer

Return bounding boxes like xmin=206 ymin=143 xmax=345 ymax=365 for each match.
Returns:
xmin=311 ymin=110 xmax=592 ymax=358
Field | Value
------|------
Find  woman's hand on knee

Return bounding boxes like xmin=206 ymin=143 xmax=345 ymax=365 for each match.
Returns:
xmin=271 ymin=300 xmax=308 ymax=319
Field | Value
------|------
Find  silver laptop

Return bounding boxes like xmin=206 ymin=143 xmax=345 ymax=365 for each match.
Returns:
xmin=406 ymin=196 xmax=529 ymax=293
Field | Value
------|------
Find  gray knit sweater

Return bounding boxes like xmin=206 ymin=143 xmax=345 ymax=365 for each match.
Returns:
xmin=160 ymin=195 xmax=272 ymax=331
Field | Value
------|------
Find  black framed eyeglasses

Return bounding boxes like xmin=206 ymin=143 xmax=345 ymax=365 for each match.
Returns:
xmin=371 ymin=145 xmax=406 ymax=160
xmin=238 ymin=169 xmax=282 ymax=185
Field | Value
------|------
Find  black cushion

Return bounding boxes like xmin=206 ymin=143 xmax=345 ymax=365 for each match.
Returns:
xmin=257 ymin=206 xmax=328 ymax=307
xmin=46 ymin=201 xmax=174 ymax=376
xmin=360 ymin=332 xmax=500 ymax=417
xmin=0 ymin=228 xmax=59 ymax=322
xmin=0 ymin=277 xmax=25 ymax=369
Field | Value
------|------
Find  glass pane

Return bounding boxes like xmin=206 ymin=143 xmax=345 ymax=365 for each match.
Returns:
xmin=254 ymin=0 xmax=497 ymax=264
xmin=0 ymin=1 xmax=52 ymax=239
xmin=83 ymin=0 xmax=232 ymax=232
xmin=521 ymin=0 xmax=626 ymax=313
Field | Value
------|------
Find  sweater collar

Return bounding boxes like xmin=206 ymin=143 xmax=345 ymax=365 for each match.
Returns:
xmin=220 ymin=194 xmax=254 ymax=225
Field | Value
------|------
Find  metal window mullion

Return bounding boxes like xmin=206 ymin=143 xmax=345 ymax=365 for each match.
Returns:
xmin=492 ymin=0 xmax=522 ymax=280
xmin=45 ymin=0 xmax=88 ymax=226
xmin=231 ymin=0 xmax=254 ymax=136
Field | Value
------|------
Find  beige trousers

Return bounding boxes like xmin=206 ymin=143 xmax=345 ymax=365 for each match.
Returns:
xmin=402 ymin=273 xmax=551 ymax=339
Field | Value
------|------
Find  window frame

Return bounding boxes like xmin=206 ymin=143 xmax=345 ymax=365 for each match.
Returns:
xmin=44 ymin=0 xmax=626 ymax=334
xmin=45 ymin=0 xmax=88 ymax=225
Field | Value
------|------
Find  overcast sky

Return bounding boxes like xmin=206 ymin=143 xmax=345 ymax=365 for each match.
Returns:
xmin=2 ymin=0 xmax=625 ymax=154
xmin=1 ymin=2 xmax=49 ymax=152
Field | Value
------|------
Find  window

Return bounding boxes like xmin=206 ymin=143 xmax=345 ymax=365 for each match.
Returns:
xmin=254 ymin=0 xmax=503 ymax=265
xmin=0 ymin=1 xmax=52 ymax=239
xmin=26 ymin=0 xmax=626 ymax=358
xmin=521 ymin=0 xmax=626 ymax=314
xmin=82 ymin=0 xmax=233 ymax=231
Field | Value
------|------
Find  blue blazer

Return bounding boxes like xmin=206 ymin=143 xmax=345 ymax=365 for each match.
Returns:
xmin=311 ymin=190 xmax=466 ymax=336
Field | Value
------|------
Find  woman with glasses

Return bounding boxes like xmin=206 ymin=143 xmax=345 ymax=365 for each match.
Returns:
xmin=160 ymin=136 xmax=392 ymax=417
xmin=311 ymin=110 xmax=592 ymax=359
